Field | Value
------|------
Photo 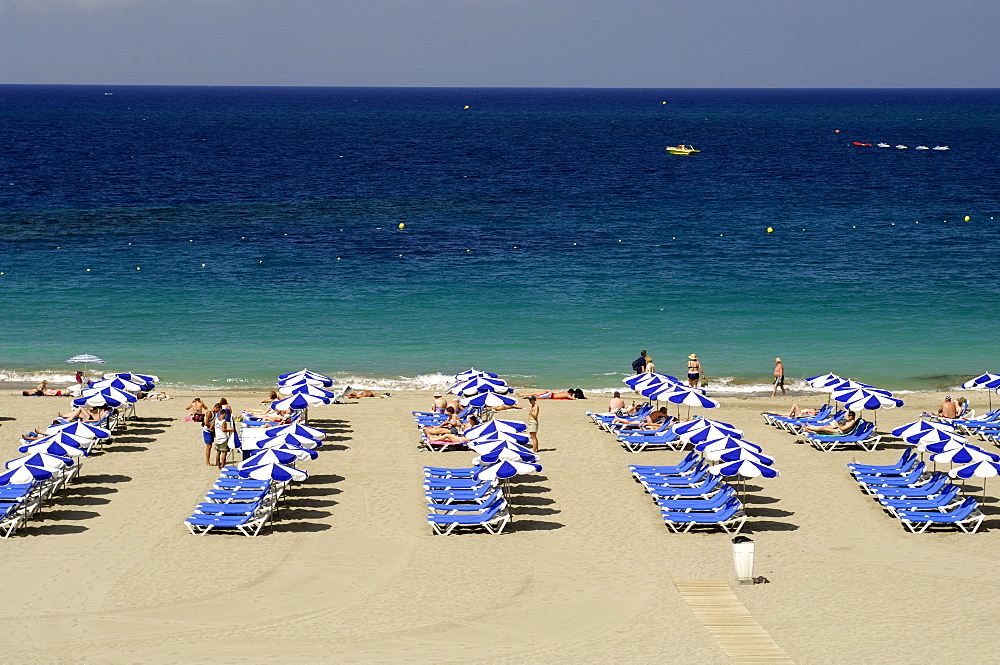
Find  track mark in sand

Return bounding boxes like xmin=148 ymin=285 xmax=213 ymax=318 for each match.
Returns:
xmin=674 ymin=579 xmax=795 ymax=664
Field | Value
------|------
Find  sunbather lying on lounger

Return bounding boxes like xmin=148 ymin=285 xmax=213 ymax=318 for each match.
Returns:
xmin=761 ymin=404 xmax=818 ymax=419
xmin=923 ymin=396 xmax=959 ymax=419
xmin=424 ymin=416 xmax=480 ymax=443
xmin=58 ymin=406 xmax=108 ymax=422
xmin=422 ymin=407 xmax=463 ymax=437
xmin=611 ymin=406 xmax=671 ymax=428
xmin=802 ymin=410 xmax=858 ymax=435
xmin=520 ymin=390 xmax=576 ymax=400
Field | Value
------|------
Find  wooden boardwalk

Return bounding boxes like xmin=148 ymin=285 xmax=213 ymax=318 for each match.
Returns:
xmin=674 ymin=579 xmax=795 ymax=664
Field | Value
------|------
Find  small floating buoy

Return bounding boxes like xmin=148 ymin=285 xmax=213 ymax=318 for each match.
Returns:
xmin=835 ymin=129 xmax=840 ymax=133
xmin=964 ymin=216 xmax=970 ymax=221
xmin=86 ymin=268 xmax=91 ymax=272
xmin=201 ymin=264 xmax=206 ymax=267
xmin=767 ymin=227 xmax=773 ymax=233
xmin=573 ymin=243 xmax=577 ymax=246
xmin=852 ymin=225 xmax=856 ymax=229
xmin=136 ymin=266 xmax=141 ymax=270
xmin=337 ymin=257 xmax=341 ymax=261
xmin=463 ymin=105 xmax=470 ymax=110
xmin=513 ymin=246 xmax=518 ymax=249
xmin=259 ymin=260 xmax=263 ymax=263
xmin=398 ymin=223 xmax=405 ymax=229
xmin=891 ymin=223 xmax=895 ymax=226
xmin=661 ymin=101 xmax=667 ymax=105
xmin=466 ymin=249 xmax=471 ymax=252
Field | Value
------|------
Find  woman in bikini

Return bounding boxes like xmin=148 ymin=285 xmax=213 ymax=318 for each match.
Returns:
xmin=686 ymin=354 xmax=702 ymax=388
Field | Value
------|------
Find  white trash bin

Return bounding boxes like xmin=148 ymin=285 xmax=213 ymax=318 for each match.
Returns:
xmin=732 ymin=536 xmax=755 ymax=585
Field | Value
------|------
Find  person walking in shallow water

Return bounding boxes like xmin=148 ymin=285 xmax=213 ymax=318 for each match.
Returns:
xmin=527 ymin=395 xmax=540 ymax=452
xmin=772 ymin=357 xmax=786 ymax=397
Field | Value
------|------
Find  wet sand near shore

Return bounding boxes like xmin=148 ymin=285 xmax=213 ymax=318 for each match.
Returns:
xmin=0 ymin=389 xmax=998 ymax=663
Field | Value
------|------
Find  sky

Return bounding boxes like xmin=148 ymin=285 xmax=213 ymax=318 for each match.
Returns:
xmin=0 ymin=0 xmax=997 ymax=87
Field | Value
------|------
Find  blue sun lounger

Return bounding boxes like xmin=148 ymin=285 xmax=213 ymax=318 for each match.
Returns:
xmin=848 ymin=449 xmax=917 ymax=476
xmin=897 ymin=497 xmax=984 ymax=533
xmin=656 ymin=485 xmax=739 ymax=512
xmin=423 ymin=466 xmax=479 ymax=479
xmin=185 ymin=510 xmax=273 ymax=536
xmin=427 ymin=497 xmax=510 ymax=535
xmin=879 ymin=484 xmax=964 ymax=518
xmin=646 ymin=476 xmax=724 ymax=500
xmin=660 ymin=497 xmax=747 ymax=534
xmin=618 ymin=430 xmax=684 ymax=453
xmin=628 ymin=453 xmax=702 ymax=479
xmin=854 ymin=463 xmax=928 ymax=490
xmin=871 ymin=473 xmax=949 ymax=499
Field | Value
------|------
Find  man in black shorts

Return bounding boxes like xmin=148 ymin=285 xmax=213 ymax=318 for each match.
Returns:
xmin=771 ymin=357 xmax=786 ymax=397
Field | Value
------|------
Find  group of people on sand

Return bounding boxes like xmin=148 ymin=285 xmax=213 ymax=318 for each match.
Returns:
xmin=185 ymin=397 xmax=239 ymax=469
xmin=632 ymin=350 xmax=705 ymax=389
xmin=423 ymin=391 xmax=541 ymax=452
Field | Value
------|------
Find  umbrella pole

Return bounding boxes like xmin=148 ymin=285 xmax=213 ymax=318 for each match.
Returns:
xmin=504 ymin=477 xmax=515 ymax=522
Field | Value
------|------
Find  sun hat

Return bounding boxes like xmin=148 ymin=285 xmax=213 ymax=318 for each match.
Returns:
xmin=433 ymin=392 xmax=442 ymax=397
xmin=688 ymin=354 xmax=697 ymax=359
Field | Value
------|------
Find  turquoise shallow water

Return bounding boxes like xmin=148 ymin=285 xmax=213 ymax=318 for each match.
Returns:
xmin=1 ymin=86 xmax=998 ymax=392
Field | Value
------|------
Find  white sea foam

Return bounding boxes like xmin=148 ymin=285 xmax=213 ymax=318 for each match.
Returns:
xmin=0 ymin=369 xmax=79 ymax=384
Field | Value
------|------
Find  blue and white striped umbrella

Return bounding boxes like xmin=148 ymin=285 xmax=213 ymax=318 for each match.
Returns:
xmin=81 ymin=386 xmax=138 ymax=403
xmin=253 ymin=442 xmax=319 ymax=460
xmin=649 ymin=384 xmax=720 ymax=409
xmin=906 ymin=428 xmax=966 ymax=448
xmin=675 ymin=420 xmax=743 ymax=444
xmin=20 ymin=440 xmax=87 ymax=457
xmin=473 ymin=459 xmax=542 ymax=481
xmin=708 ymin=459 xmax=780 ymax=479
xmin=474 ymin=441 xmax=538 ymax=464
xmin=107 ymin=372 xmax=159 ymax=385
xmin=278 ymin=376 xmax=331 ymax=388
xmin=929 ymin=443 xmax=999 ymax=465
xmin=239 ymin=462 xmax=308 ymax=482
xmin=460 ymin=392 xmax=517 ymax=408
xmin=623 ymin=372 xmax=681 ymax=389
xmin=806 ymin=373 xmax=843 ymax=389
xmin=239 ymin=448 xmax=302 ymax=468
xmin=466 ymin=419 xmax=527 ymax=435
xmin=962 ymin=373 xmax=1000 ymax=409
xmin=717 ymin=447 xmax=775 ymax=466
xmin=263 ymin=423 xmax=327 ymax=440
xmin=7 ymin=452 xmax=73 ymax=471
xmin=272 ymin=393 xmax=325 ymax=410
xmin=451 ymin=377 xmax=512 ymax=396
xmin=253 ymin=432 xmax=322 ymax=449
xmin=891 ymin=420 xmax=956 ymax=439
xmin=278 ymin=369 xmax=334 ymax=385
xmin=0 ymin=464 xmax=54 ymax=484
xmin=67 ymin=354 xmax=106 ymax=365
xmin=452 ymin=368 xmax=499 ymax=383
xmin=47 ymin=421 xmax=111 ymax=439
xmin=278 ymin=383 xmax=336 ymax=399
xmin=961 ymin=373 xmax=1000 ymax=390
xmin=24 ymin=431 xmax=94 ymax=450
xmin=90 ymin=377 xmax=144 ymax=392
xmin=72 ymin=393 xmax=124 ymax=408
xmin=834 ymin=388 xmax=903 ymax=411
xmin=949 ymin=460 xmax=1000 ymax=479
xmin=697 ymin=435 xmax=762 ymax=455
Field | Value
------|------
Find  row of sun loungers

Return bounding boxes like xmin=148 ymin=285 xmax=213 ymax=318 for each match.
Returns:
xmin=848 ymin=449 xmax=984 ymax=533
xmin=926 ymin=409 xmax=1000 ymax=443
xmin=629 ymin=453 xmax=747 ymax=534
xmin=762 ymin=406 xmax=882 ymax=451
xmin=1 ymin=408 xmax=128 ymax=538
xmin=588 ymin=406 xmax=694 ymax=453
xmin=184 ymin=467 xmax=282 ymax=537
xmin=423 ymin=465 xmax=510 ymax=535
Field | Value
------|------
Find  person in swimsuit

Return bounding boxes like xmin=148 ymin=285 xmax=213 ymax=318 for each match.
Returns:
xmin=686 ymin=354 xmax=702 ymax=388
xmin=423 ymin=416 xmax=480 ymax=443
xmin=213 ymin=408 xmax=234 ymax=469
xmin=520 ymin=390 xmax=576 ymax=399
xmin=186 ymin=397 xmax=208 ymax=423
xmin=527 ymin=395 xmax=540 ymax=452
xmin=422 ymin=406 xmax=462 ymax=438
xmin=771 ymin=358 xmax=786 ymax=397
xmin=432 ymin=392 xmax=447 ymax=414
xmin=203 ymin=404 xmax=219 ymax=466
xmin=261 ymin=391 xmax=279 ymax=405
xmin=802 ymin=410 xmax=858 ymax=435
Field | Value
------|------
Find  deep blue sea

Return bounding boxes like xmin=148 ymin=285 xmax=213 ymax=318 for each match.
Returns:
xmin=1 ymin=86 xmax=998 ymax=393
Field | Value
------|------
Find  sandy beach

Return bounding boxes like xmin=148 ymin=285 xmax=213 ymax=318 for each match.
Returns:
xmin=1 ymin=388 xmax=999 ymax=663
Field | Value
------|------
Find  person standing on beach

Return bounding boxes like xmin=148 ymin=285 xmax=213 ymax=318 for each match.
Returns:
xmin=632 ymin=350 xmax=647 ymax=375
xmin=645 ymin=356 xmax=656 ymax=374
xmin=527 ymin=395 xmax=540 ymax=452
xmin=202 ymin=404 xmax=218 ymax=466
xmin=771 ymin=358 xmax=786 ymax=397
xmin=686 ymin=354 xmax=702 ymax=388
xmin=213 ymin=408 xmax=234 ymax=469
